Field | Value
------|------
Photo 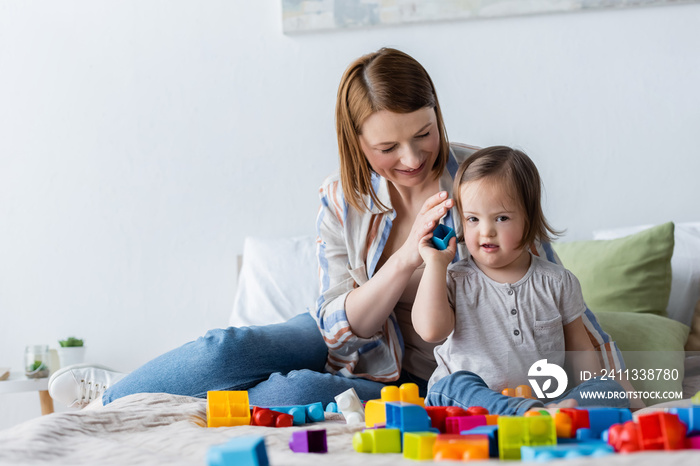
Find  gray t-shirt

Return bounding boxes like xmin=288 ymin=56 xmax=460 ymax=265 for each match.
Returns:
xmin=429 ymin=253 xmax=586 ymax=392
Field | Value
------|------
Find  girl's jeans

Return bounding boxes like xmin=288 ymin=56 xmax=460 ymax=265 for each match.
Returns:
xmin=103 ymin=312 xmax=427 ymax=406
xmin=426 ymin=371 xmax=630 ymax=415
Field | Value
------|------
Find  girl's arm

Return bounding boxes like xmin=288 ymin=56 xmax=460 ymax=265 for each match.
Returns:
xmin=412 ymin=236 xmax=456 ymax=343
xmin=344 ymin=191 xmax=454 ymax=338
xmin=564 ymin=316 xmax=601 ymax=385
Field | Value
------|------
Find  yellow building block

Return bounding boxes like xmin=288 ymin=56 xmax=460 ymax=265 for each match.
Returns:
xmin=352 ymin=428 xmax=401 ymax=454
xmin=364 ymin=383 xmax=425 ymax=427
xmin=207 ymin=391 xmax=251 ymax=427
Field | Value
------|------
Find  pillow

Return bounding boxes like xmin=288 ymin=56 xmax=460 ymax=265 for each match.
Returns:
xmin=552 ymin=222 xmax=674 ymax=316
xmin=593 ymin=222 xmax=700 ymax=326
xmin=595 ymin=311 xmax=689 ymax=405
xmin=685 ymin=298 xmax=700 ymax=351
xmin=229 ymin=235 xmax=318 ymax=327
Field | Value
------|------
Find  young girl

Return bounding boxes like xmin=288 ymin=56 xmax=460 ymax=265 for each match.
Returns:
xmin=412 ymin=146 xmax=628 ymax=415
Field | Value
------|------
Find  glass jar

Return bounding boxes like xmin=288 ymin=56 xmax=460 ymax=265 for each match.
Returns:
xmin=25 ymin=345 xmax=50 ymax=378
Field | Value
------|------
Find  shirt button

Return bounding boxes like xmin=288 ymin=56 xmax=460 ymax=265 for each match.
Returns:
xmin=508 ymin=290 xmax=514 ymax=295
xmin=511 ymin=309 xmax=517 ymax=315
xmin=513 ymin=329 xmax=520 ymax=336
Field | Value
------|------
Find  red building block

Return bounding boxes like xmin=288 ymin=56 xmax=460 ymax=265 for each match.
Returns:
xmin=637 ymin=412 xmax=687 ymax=451
xmin=251 ymin=407 xmax=294 ymax=428
xmin=607 ymin=421 xmax=641 ymax=453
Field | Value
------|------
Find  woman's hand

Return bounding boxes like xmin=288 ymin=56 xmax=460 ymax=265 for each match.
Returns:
xmin=398 ymin=191 xmax=454 ymax=269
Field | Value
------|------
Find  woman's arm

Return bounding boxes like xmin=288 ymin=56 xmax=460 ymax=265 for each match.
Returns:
xmin=412 ymin=235 xmax=456 ymax=343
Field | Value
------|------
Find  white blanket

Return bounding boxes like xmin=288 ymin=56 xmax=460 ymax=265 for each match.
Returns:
xmin=1 ymin=393 xmax=699 ymax=465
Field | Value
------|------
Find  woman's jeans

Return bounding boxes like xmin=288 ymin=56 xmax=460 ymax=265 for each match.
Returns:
xmin=426 ymin=371 xmax=630 ymax=415
xmin=103 ymin=313 xmax=427 ymax=406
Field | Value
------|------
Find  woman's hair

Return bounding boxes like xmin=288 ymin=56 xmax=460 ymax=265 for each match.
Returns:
xmin=452 ymin=146 xmax=562 ymax=249
xmin=336 ymin=47 xmax=449 ymax=212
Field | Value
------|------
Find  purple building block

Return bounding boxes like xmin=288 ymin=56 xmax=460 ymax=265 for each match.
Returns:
xmin=289 ymin=429 xmax=328 ymax=453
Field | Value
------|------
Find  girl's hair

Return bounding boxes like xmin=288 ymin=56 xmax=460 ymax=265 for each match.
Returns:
xmin=452 ymin=146 xmax=562 ymax=249
xmin=336 ymin=47 xmax=450 ymax=212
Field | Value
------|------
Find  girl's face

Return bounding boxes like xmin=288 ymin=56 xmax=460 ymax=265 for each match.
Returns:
xmin=358 ymin=107 xmax=440 ymax=189
xmin=460 ymin=178 xmax=530 ymax=279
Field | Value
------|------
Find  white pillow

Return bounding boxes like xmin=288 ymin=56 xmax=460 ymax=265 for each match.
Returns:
xmin=229 ymin=235 xmax=319 ymax=327
xmin=593 ymin=222 xmax=700 ymax=327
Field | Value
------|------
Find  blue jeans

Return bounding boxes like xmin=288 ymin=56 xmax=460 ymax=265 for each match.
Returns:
xmin=104 ymin=313 xmax=427 ymax=406
xmin=426 ymin=371 xmax=630 ymax=415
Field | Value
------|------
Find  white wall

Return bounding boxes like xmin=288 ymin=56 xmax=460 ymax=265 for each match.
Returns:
xmin=1 ymin=1 xmax=698 ymax=429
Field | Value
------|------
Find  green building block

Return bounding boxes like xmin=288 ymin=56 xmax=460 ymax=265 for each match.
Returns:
xmin=403 ymin=432 xmax=437 ymax=460
xmin=353 ymin=428 xmax=402 ymax=454
xmin=498 ymin=416 xmax=556 ymax=460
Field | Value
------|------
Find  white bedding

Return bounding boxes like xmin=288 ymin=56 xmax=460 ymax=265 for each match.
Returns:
xmin=2 ymin=392 xmax=700 ymax=466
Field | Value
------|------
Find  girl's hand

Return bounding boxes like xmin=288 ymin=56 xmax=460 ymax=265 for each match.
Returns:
xmin=398 ymin=191 xmax=454 ymax=269
xmin=418 ymin=234 xmax=456 ymax=267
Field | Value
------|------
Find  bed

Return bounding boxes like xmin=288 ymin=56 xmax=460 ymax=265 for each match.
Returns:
xmin=1 ymin=222 xmax=700 ymax=465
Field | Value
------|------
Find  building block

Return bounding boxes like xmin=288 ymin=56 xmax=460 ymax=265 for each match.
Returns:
xmin=462 ymin=425 xmax=499 ymax=458
xmin=445 ymin=415 xmax=486 ymax=434
xmin=334 ymin=387 xmax=365 ymax=424
xmin=207 ymin=436 xmax=268 ymax=466
xmin=692 ymin=390 xmax=700 ymax=405
xmin=353 ymin=428 xmax=402 ymax=454
xmin=325 ymin=402 xmax=338 ymax=413
xmin=637 ymin=412 xmax=687 ymax=450
xmin=403 ymin=432 xmax=437 ymax=460
xmin=364 ymin=383 xmax=424 ymax=427
xmin=250 ymin=407 xmax=293 ymax=428
xmin=555 ymin=408 xmax=590 ymax=438
xmin=606 ymin=421 xmax=642 ymax=453
xmin=498 ymin=416 xmax=556 ymax=460
xmin=385 ymin=402 xmax=434 ymax=433
xmin=668 ymin=406 xmax=700 ymax=435
xmin=425 ymin=406 xmax=449 ymax=433
xmin=266 ymin=402 xmax=325 ymax=425
xmin=433 ymin=434 xmax=489 ymax=461
xmin=431 ymin=224 xmax=455 ymax=250
xmin=289 ymin=429 xmax=328 ymax=453
xmin=686 ymin=435 xmax=700 ymax=449
xmin=207 ymin=391 xmax=251 ymax=428
xmin=582 ymin=407 xmax=633 ymax=439
xmin=521 ymin=443 xmax=614 ymax=461
xmin=501 ymin=385 xmax=535 ymax=399
xmin=466 ymin=406 xmax=489 ymax=416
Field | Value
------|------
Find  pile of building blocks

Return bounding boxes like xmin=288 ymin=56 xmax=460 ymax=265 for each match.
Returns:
xmin=353 ymin=397 xmax=700 ymax=461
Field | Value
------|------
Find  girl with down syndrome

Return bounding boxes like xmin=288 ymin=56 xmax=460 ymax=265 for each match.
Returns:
xmin=412 ymin=146 xmax=629 ymax=414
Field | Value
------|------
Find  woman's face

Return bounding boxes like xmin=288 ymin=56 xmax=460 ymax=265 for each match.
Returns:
xmin=358 ymin=107 xmax=440 ymax=189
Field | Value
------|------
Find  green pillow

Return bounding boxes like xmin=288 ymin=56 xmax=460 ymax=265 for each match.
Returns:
xmin=595 ymin=311 xmax=689 ymax=405
xmin=552 ymin=222 xmax=674 ymax=316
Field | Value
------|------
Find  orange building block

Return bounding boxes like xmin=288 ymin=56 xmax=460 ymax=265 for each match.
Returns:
xmin=207 ymin=391 xmax=251 ymax=427
xmin=433 ymin=434 xmax=489 ymax=461
xmin=501 ymin=385 xmax=535 ymax=399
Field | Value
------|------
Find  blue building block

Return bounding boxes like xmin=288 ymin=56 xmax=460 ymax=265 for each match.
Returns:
xmin=208 ymin=436 xmax=269 ymax=466
xmin=325 ymin=402 xmax=339 ymax=413
xmin=582 ymin=408 xmax=633 ymax=439
xmin=267 ymin=402 xmax=325 ymax=425
xmin=385 ymin=402 xmax=434 ymax=433
xmin=431 ymin=224 xmax=455 ymax=250
xmin=462 ymin=425 xmax=499 ymax=458
xmin=521 ymin=443 xmax=614 ymax=462
xmin=669 ymin=406 xmax=700 ymax=435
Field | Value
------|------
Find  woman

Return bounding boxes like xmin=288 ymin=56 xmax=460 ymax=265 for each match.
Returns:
xmin=48 ymin=47 xmax=624 ymax=409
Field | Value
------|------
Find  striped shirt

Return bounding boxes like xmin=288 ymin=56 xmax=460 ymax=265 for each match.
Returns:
xmin=312 ymin=143 xmax=624 ymax=382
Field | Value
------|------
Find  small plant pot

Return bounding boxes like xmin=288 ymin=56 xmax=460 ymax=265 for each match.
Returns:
xmin=57 ymin=346 xmax=86 ymax=368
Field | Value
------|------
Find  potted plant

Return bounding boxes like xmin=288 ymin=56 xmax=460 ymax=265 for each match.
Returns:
xmin=57 ymin=337 xmax=86 ymax=368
